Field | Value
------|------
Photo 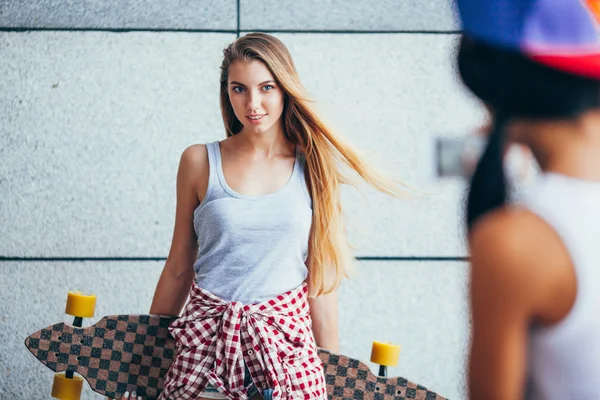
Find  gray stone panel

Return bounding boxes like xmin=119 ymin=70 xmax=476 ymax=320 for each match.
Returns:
xmin=1 ymin=260 xmax=469 ymax=399
xmin=0 ymin=0 xmax=237 ymax=30
xmin=240 ymin=0 xmax=458 ymax=31
xmin=0 ymin=31 xmax=235 ymax=257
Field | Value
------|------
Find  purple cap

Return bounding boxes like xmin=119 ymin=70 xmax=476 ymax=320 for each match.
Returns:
xmin=456 ymin=0 xmax=600 ymax=79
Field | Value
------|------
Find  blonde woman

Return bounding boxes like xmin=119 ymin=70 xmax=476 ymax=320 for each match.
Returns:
xmin=118 ymin=33 xmax=397 ymax=400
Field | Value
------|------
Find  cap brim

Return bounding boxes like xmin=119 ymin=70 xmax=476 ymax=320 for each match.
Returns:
xmin=530 ymin=53 xmax=600 ymax=80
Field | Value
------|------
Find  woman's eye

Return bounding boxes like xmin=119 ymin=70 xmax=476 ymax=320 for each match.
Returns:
xmin=233 ymin=86 xmax=245 ymax=93
xmin=263 ymin=85 xmax=274 ymax=91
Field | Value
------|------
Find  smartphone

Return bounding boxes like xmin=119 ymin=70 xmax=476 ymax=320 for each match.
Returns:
xmin=435 ymin=136 xmax=485 ymax=178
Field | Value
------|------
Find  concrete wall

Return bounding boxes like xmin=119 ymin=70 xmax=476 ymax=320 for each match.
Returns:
xmin=1 ymin=1 xmax=481 ymax=399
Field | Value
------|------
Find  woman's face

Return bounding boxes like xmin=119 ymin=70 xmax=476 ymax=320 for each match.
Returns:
xmin=227 ymin=60 xmax=285 ymax=136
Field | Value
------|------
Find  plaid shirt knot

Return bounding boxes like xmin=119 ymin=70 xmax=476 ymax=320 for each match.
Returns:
xmin=158 ymin=282 xmax=327 ymax=400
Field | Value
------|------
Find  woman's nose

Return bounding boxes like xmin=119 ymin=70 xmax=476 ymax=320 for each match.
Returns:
xmin=246 ymin=90 xmax=261 ymax=111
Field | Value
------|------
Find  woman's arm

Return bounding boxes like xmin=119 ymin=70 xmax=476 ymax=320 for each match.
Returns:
xmin=308 ymin=290 xmax=340 ymax=352
xmin=305 ymin=230 xmax=340 ymax=351
xmin=149 ymin=145 xmax=208 ymax=316
xmin=468 ymin=209 xmax=571 ymax=400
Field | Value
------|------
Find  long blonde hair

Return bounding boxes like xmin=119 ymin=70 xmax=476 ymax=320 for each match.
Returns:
xmin=219 ymin=33 xmax=402 ymax=296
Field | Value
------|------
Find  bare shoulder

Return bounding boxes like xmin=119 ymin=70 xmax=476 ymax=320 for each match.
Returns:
xmin=469 ymin=207 xmax=569 ymax=307
xmin=177 ymin=144 xmax=210 ymax=200
xmin=178 ymin=144 xmax=209 ymax=176
xmin=470 ymin=207 xmax=552 ymax=260
xmin=180 ymin=144 xmax=208 ymax=166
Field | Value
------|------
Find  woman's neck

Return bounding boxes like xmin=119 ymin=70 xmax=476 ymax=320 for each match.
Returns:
xmin=232 ymin=125 xmax=292 ymax=157
xmin=514 ymin=111 xmax=600 ymax=181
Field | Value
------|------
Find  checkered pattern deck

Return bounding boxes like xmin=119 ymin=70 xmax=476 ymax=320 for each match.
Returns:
xmin=26 ymin=314 xmax=447 ymax=400
xmin=317 ymin=350 xmax=447 ymax=400
xmin=25 ymin=315 xmax=177 ymax=400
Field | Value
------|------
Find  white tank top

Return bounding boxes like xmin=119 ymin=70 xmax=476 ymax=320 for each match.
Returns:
xmin=523 ymin=172 xmax=600 ymax=399
xmin=192 ymin=141 xmax=312 ymax=304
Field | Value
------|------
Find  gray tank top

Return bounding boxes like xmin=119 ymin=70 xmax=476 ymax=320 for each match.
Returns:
xmin=192 ymin=141 xmax=313 ymax=304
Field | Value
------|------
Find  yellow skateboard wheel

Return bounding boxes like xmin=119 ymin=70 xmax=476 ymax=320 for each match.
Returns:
xmin=65 ymin=291 xmax=96 ymax=318
xmin=370 ymin=341 xmax=401 ymax=366
xmin=51 ymin=372 xmax=84 ymax=400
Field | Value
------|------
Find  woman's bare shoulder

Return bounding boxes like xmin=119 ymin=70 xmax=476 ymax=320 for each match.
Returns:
xmin=177 ymin=144 xmax=211 ymax=194
xmin=181 ymin=143 xmax=208 ymax=161
xmin=469 ymin=207 xmax=571 ymax=309
xmin=178 ymin=144 xmax=210 ymax=171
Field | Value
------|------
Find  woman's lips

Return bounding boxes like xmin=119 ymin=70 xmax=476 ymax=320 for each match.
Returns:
xmin=246 ymin=114 xmax=266 ymax=124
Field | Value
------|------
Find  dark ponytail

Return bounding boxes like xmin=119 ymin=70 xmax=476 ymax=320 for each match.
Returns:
xmin=466 ymin=115 xmax=508 ymax=229
xmin=458 ymin=36 xmax=600 ymax=230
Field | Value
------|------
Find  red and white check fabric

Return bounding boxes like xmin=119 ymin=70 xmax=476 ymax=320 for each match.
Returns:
xmin=158 ymin=282 xmax=327 ymax=400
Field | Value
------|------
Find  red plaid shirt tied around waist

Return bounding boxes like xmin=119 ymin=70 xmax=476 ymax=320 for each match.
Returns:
xmin=158 ymin=283 xmax=327 ymax=400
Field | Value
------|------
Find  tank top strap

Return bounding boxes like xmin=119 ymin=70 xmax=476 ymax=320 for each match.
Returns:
xmin=205 ymin=141 xmax=219 ymax=178
xmin=202 ymin=141 xmax=228 ymax=203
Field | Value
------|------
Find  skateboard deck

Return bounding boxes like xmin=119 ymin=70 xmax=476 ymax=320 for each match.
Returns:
xmin=25 ymin=314 xmax=447 ymax=399
xmin=319 ymin=349 xmax=446 ymax=400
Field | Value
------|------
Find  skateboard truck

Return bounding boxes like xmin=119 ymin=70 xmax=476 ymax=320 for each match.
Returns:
xmin=51 ymin=291 xmax=97 ymax=400
xmin=370 ymin=341 xmax=401 ymax=377
xmin=319 ymin=345 xmax=446 ymax=399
